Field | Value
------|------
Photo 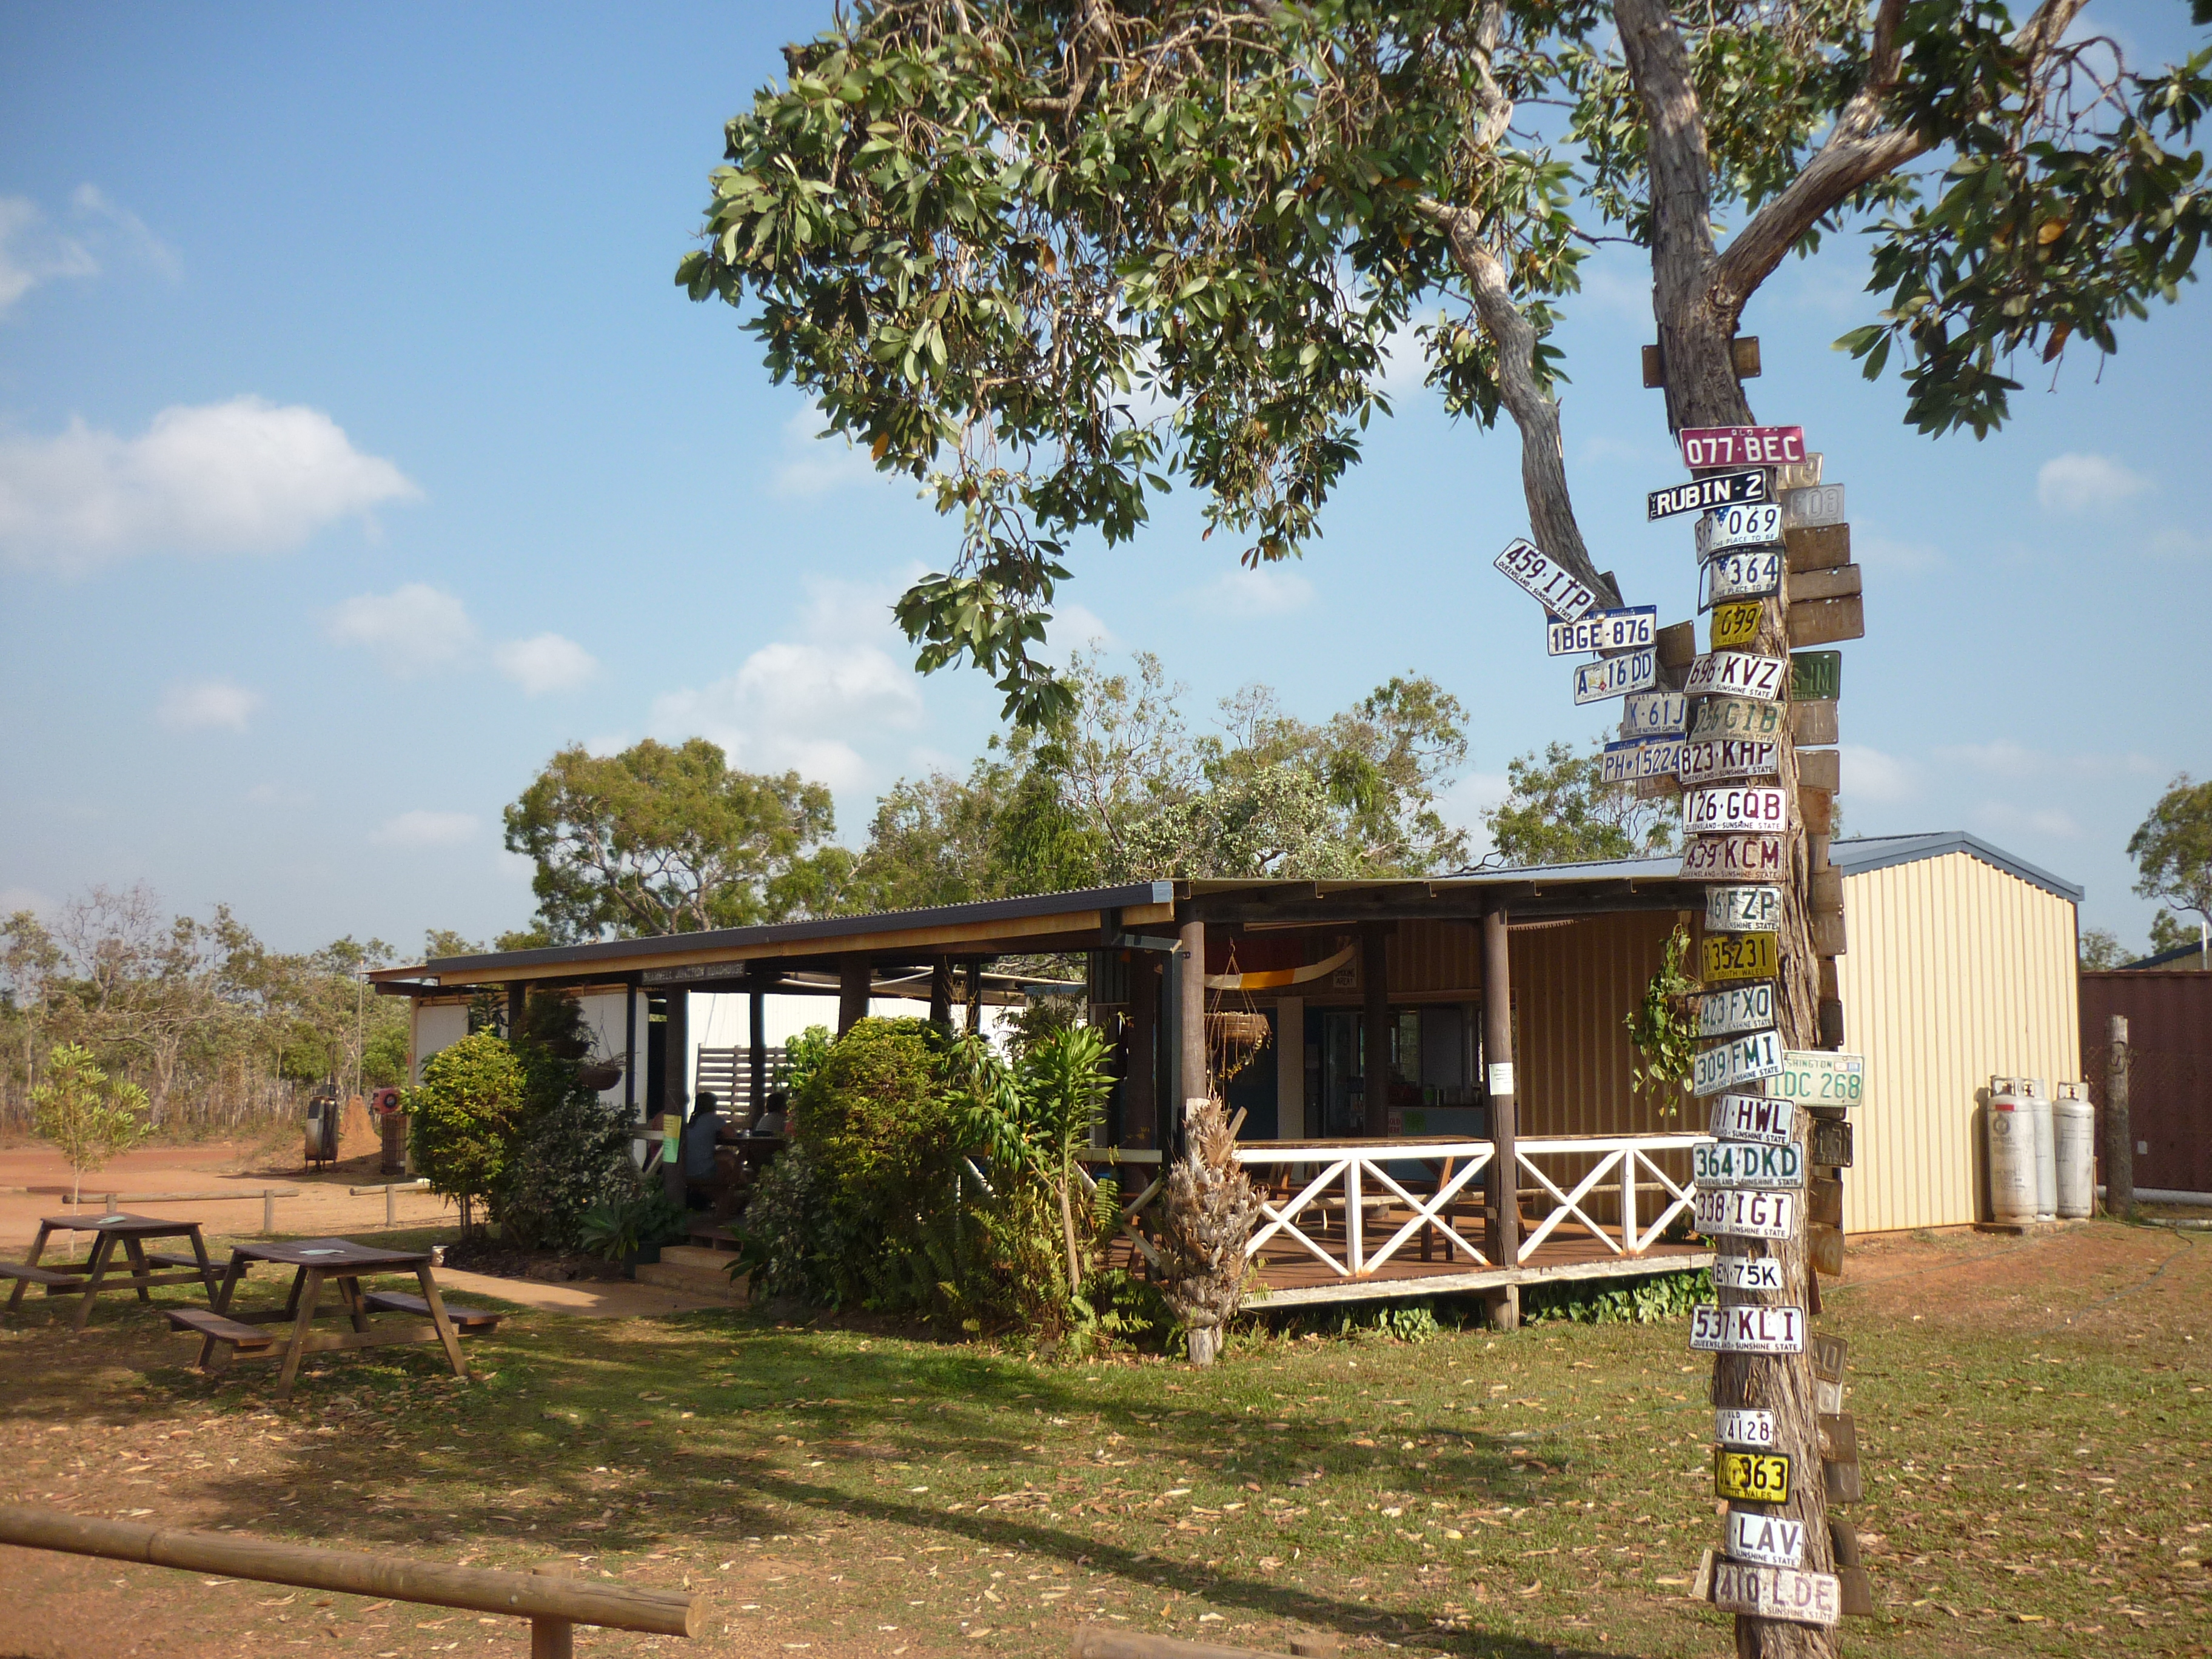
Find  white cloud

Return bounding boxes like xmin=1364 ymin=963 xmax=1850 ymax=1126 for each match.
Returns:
xmin=1840 ymin=744 xmax=1919 ymax=805
xmin=0 ymin=185 xmax=174 ymax=318
xmin=1196 ymin=563 xmax=1315 ymax=619
xmin=1854 ymin=532 xmax=1943 ymax=574
xmin=649 ymin=639 xmax=925 ymax=793
xmin=2036 ymin=452 xmax=2149 ymax=513
xmin=156 ymin=677 xmax=261 ymax=732
xmin=370 ymin=809 xmax=480 ymax=848
xmin=773 ymin=404 xmax=888 ymax=498
xmin=1971 ymin=799 xmax=2086 ymax=840
xmin=1933 ymin=740 xmax=2160 ymax=782
xmin=0 ymin=397 xmax=418 ymax=574
xmin=325 ymin=583 xmax=478 ymax=677
xmin=494 ymin=632 xmax=598 ymax=695
xmin=1047 ymin=602 xmax=1116 ymax=650
xmin=244 ymin=782 xmax=313 ymax=809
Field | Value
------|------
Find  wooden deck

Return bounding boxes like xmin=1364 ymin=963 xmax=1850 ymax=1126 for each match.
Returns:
xmin=1246 ymin=1232 xmax=1711 ymax=1308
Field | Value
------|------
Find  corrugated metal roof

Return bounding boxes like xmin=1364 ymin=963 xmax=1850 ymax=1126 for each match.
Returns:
xmin=1828 ymin=833 xmax=2083 ymax=904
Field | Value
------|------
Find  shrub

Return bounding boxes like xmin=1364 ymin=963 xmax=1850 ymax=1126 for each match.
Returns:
xmin=498 ymin=994 xmax=636 ymax=1251
xmin=30 ymin=1043 xmax=150 ymax=1205
xmin=406 ymin=1033 xmax=524 ymax=1236
xmin=1523 ymin=1266 xmax=1711 ymax=1325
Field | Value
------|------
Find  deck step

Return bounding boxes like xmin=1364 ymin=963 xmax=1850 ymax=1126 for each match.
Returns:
xmin=634 ymin=1256 xmax=747 ymax=1301
xmin=683 ymin=1223 xmax=743 ymax=1252
xmin=655 ymin=1245 xmax=738 ymax=1272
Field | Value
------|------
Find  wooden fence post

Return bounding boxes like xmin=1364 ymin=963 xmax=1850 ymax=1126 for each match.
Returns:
xmin=262 ymin=1190 xmax=276 ymax=1235
xmin=531 ymin=1561 xmax=575 ymax=1659
xmin=2103 ymin=1014 xmax=2133 ymax=1219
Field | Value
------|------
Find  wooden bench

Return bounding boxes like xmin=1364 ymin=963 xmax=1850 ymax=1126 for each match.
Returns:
xmin=0 ymin=1263 xmax=76 ymax=1290
xmin=361 ymin=1291 xmax=503 ymax=1332
xmin=166 ymin=1307 xmax=280 ymax=1370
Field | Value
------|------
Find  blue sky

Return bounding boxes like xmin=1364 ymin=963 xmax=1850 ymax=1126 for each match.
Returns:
xmin=2 ymin=3 xmax=2206 ymax=957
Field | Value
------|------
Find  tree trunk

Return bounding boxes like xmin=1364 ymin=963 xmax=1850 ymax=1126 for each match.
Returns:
xmin=1059 ymin=1164 xmax=1085 ymax=1292
xmin=2103 ymin=1016 xmax=2133 ymax=1218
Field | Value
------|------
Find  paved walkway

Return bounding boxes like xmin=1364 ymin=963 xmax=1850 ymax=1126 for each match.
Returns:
xmin=434 ymin=1265 xmax=739 ymax=1318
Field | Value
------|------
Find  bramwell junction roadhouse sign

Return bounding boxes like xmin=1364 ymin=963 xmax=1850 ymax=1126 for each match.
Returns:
xmin=1492 ymin=420 xmax=1871 ymax=1630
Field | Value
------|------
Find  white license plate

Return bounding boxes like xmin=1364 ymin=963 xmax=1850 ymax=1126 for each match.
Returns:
xmin=1772 ymin=453 xmax=1822 ymax=490
xmin=1679 ymin=737 xmax=1781 ymax=787
xmin=1709 ymin=1092 xmax=1796 ymax=1145
xmin=1690 ymin=695 xmax=1787 ymax=743
xmin=1703 ymin=547 xmax=1784 ymax=608
xmin=1695 ymin=501 xmax=1785 ymax=556
xmin=1711 ymin=1255 xmax=1786 ymax=1291
xmin=1695 ymin=1138 xmax=1804 ymax=1188
xmin=1706 ymin=884 xmax=1783 ymax=933
xmin=1600 ymin=737 xmax=1684 ymax=783
xmin=1714 ymin=1408 xmax=1782 ymax=1450
xmin=1775 ymin=1051 xmax=1866 ymax=1108
xmin=1781 ymin=483 xmax=1846 ymax=529
xmin=1710 ymin=1563 xmax=1840 ymax=1628
xmin=1648 ymin=469 xmax=1769 ymax=520
xmin=1548 ymin=605 xmax=1657 ymax=655
xmin=1681 ymin=651 xmax=1788 ymax=700
xmin=1680 ymin=834 xmax=1786 ymax=882
xmin=1700 ymin=982 xmax=1776 ymax=1036
xmin=1573 ymin=648 xmax=1656 ymax=704
xmin=1695 ymin=1187 xmax=1798 ymax=1239
xmin=1678 ymin=426 xmax=1807 ymax=469
xmin=1493 ymin=538 xmax=1597 ymax=621
xmin=1692 ymin=1031 xmax=1785 ymax=1098
xmin=1724 ymin=1510 xmax=1808 ymax=1569
xmin=1621 ymin=691 xmax=1687 ymax=737
xmin=1689 ymin=1303 xmax=1806 ymax=1353
xmin=1684 ymin=785 xmax=1789 ymax=834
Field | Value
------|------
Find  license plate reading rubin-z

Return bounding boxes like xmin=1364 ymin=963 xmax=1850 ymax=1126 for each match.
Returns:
xmin=1713 ymin=1447 xmax=1795 ymax=1502
xmin=1492 ymin=538 xmax=1598 ymax=622
xmin=1695 ymin=1186 xmax=1798 ymax=1239
xmin=1548 ymin=606 xmax=1658 ymax=655
xmin=1648 ymin=469 xmax=1770 ymax=520
xmin=1709 ymin=1562 xmax=1841 ymax=1628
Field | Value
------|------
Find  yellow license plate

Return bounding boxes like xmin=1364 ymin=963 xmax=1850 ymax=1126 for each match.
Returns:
xmin=1715 ymin=1448 xmax=1793 ymax=1504
xmin=1702 ymin=931 xmax=1779 ymax=983
xmin=1711 ymin=600 xmax=1763 ymax=650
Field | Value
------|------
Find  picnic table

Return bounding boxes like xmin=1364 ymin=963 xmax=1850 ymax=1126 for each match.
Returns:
xmin=1 ymin=1213 xmax=221 ymax=1332
xmin=170 ymin=1237 xmax=499 ymax=1399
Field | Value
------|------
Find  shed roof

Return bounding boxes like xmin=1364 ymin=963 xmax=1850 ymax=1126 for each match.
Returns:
xmin=1826 ymin=832 xmax=2083 ymax=904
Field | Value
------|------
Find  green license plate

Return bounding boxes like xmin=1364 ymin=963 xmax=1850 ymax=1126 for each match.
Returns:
xmin=1791 ymin=649 xmax=1842 ymax=702
xmin=1715 ymin=1448 xmax=1793 ymax=1504
xmin=1702 ymin=931 xmax=1779 ymax=984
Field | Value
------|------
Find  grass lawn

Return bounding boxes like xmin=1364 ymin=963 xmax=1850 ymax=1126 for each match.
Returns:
xmin=0 ymin=1219 xmax=2205 ymax=1658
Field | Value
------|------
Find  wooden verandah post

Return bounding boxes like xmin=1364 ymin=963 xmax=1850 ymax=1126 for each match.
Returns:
xmin=1480 ymin=903 xmax=1520 ymax=1329
xmin=837 ymin=954 xmax=871 ymax=1035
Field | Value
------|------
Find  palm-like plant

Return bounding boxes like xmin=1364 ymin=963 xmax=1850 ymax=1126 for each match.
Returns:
xmin=949 ymin=1025 xmax=1113 ymax=1292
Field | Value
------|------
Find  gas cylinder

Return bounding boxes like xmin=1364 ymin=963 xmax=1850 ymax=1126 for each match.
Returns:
xmin=1986 ymin=1076 xmax=2036 ymax=1224
xmin=2054 ymin=1082 xmax=2096 ymax=1219
xmin=2021 ymin=1077 xmax=2056 ymax=1221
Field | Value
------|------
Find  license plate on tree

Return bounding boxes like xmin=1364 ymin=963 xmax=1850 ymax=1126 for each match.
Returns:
xmin=1493 ymin=538 xmax=1598 ymax=622
xmin=1680 ymin=426 xmax=1807 ymax=469
xmin=1703 ymin=547 xmax=1783 ymax=608
xmin=1574 ymin=648 xmax=1657 ymax=703
xmin=1548 ymin=606 xmax=1658 ymax=655
xmin=1692 ymin=1030 xmax=1783 ymax=1096
xmin=1709 ymin=599 xmax=1763 ymax=649
xmin=1699 ymin=981 xmax=1776 ymax=1036
xmin=1706 ymin=884 xmax=1783 ymax=931
xmin=1725 ymin=1510 xmax=1806 ymax=1569
xmin=1715 ymin=1407 xmax=1781 ymax=1449
xmin=1711 ymin=1561 xmax=1839 ymax=1627
xmin=1621 ymin=691 xmax=1687 ymax=736
xmin=1711 ymin=1255 xmax=1786 ymax=1291
xmin=1680 ymin=834 xmax=1785 ymax=882
xmin=1781 ymin=483 xmax=1846 ymax=528
xmin=1712 ymin=1447 xmax=1794 ymax=1503
xmin=1692 ymin=1305 xmax=1806 ymax=1355
xmin=1648 ymin=469 xmax=1770 ymax=520
xmin=1775 ymin=1051 xmax=1866 ymax=1107
xmin=1680 ymin=737 xmax=1781 ymax=787
xmin=1701 ymin=932 xmax=1778 ymax=983
xmin=1685 ymin=786 xmax=1788 ymax=834
xmin=1683 ymin=651 xmax=1788 ymax=700
xmin=1710 ymin=1091 xmax=1796 ymax=1145
xmin=1691 ymin=697 xmax=1786 ymax=743
xmin=1600 ymin=736 xmax=1684 ymax=783
xmin=1695 ymin=1187 xmax=1798 ymax=1239
xmin=1695 ymin=1139 xmax=1804 ymax=1187
xmin=1696 ymin=502 xmax=1785 ymax=555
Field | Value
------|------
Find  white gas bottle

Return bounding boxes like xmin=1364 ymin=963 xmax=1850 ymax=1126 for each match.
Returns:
xmin=2022 ymin=1077 xmax=2056 ymax=1220
xmin=1986 ymin=1076 xmax=2036 ymax=1224
xmin=2054 ymin=1081 xmax=2096 ymax=1219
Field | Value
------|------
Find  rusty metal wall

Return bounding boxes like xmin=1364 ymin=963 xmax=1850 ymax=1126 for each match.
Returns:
xmin=1383 ymin=918 xmax=1481 ymax=994
xmin=1835 ymin=851 xmax=2082 ymax=1233
xmin=2079 ymin=971 xmax=2212 ymax=1195
xmin=1512 ymin=911 xmax=1687 ymax=1138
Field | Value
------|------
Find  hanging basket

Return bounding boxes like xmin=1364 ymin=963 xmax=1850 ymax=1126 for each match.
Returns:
xmin=1206 ymin=1010 xmax=1272 ymax=1083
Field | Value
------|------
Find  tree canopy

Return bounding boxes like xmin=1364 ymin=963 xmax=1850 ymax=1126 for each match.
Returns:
xmin=2129 ymin=772 xmax=2212 ymax=950
xmin=681 ymin=0 xmax=2212 ymax=720
xmin=502 ymin=738 xmax=846 ymax=941
xmin=1482 ymin=737 xmax=1680 ymax=866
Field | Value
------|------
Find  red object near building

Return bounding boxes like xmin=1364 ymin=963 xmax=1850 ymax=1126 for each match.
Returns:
xmin=2079 ymin=970 xmax=2212 ymax=1198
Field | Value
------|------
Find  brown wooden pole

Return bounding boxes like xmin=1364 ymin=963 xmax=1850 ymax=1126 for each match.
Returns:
xmin=1480 ymin=905 xmax=1520 ymax=1322
xmin=532 ymin=1561 xmax=576 ymax=1659
xmin=1125 ymin=955 xmax=1159 ymax=1150
xmin=660 ymin=991 xmax=688 ymax=1205
xmin=2104 ymin=1014 xmax=2133 ymax=1218
xmin=1176 ymin=916 xmax=1207 ymax=1118
xmin=748 ymin=985 xmax=767 ymax=1119
xmin=928 ymin=960 xmax=953 ymax=1027
xmin=964 ymin=958 xmax=986 ymax=1034
xmin=0 ymin=1506 xmax=699 ymax=1635
xmin=505 ymin=981 xmax=526 ymax=1044
xmin=1360 ymin=924 xmax=1392 ymax=1137
xmin=837 ymin=954 xmax=871 ymax=1035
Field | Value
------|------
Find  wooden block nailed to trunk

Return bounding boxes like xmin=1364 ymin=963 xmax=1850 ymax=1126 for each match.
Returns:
xmin=1798 ymin=748 xmax=1842 ymax=793
xmin=1791 ymin=699 xmax=1840 ymax=745
xmin=1837 ymin=1566 xmax=1875 ymax=1618
xmin=1817 ymin=996 xmax=1847 ymax=1049
xmin=1811 ymin=866 xmax=1843 ymax=912
xmin=1656 ymin=619 xmax=1698 ymax=669
xmin=1811 ymin=910 xmax=1848 ymax=958
xmin=1799 ymin=785 xmax=1835 ymax=836
xmin=1810 ymin=1177 xmax=1844 ymax=1228
xmin=1785 ymin=523 xmax=1851 ymax=572
xmin=1789 ymin=563 xmax=1862 ymax=603
xmin=1789 ymin=594 xmax=1866 ymax=646
xmin=1809 ymin=1221 xmax=1846 ymax=1278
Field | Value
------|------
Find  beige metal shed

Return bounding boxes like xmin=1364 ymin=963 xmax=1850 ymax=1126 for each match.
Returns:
xmin=1828 ymin=833 xmax=2084 ymax=1233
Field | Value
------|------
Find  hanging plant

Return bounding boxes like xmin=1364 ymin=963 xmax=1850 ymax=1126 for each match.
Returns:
xmin=1624 ymin=923 xmax=1700 ymax=1114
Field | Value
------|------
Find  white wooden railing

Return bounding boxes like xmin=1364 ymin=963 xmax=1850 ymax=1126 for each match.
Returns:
xmin=1078 ymin=1133 xmax=1709 ymax=1278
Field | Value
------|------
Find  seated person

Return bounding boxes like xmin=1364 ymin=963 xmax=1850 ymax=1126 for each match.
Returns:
xmin=749 ymin=1089 xmax=789 ymax=1139
xmin=683 ymin=1091 xmax=722 ymax=1182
